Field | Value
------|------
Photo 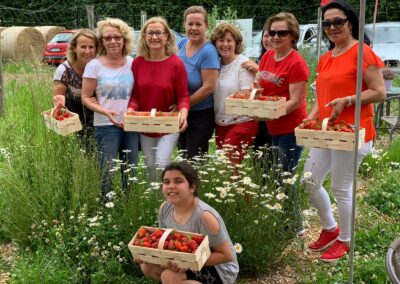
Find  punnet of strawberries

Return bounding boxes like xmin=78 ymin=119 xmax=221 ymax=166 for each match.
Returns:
xmin=52 ymin=107 xmax=73 ymax=121
xmin=230 ymin=90 xmax=281 ymax=101
xmin=133 ymin=227 xmax=205 ymax=254
xmin=298 ymin=119 xmax=355 ymax=133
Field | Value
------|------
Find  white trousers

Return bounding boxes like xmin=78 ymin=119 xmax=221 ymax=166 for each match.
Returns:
xmin=140 ymin=133 xmax=179 ymax=181
xmin=303 ymin=141 xmax=372 ymax=241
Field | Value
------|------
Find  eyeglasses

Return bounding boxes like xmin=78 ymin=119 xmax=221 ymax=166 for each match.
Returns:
xmin=145 ymin=31 xmax=166 ymax=38
xmin=267 ymin=30 xmax=290 ymax=38
xmin=102 ymin=35 xmax=123 ymax=42
xmin=322 ymin=18 xmax=348 ymax=29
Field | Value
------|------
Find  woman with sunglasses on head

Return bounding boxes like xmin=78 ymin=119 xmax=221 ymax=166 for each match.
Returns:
xmin=303 ymin=0 xmax=385 ymax=262
xmin=127 ymin=17 xmax=190 ymax=181
xmin=177 ymin=6 xmax=220 ymax=160
xmin=52 ymin=29 xmax=98 ymax=146
xmin=82 ymin=18 xmax=139 ymax=201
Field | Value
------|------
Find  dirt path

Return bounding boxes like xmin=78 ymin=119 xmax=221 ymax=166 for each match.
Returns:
xmin=0 ymin=244 xmax=17 ymax=284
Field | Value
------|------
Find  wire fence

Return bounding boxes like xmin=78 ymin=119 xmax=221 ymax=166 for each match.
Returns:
xmin=0 ymin=2 xmax=399 ymax=32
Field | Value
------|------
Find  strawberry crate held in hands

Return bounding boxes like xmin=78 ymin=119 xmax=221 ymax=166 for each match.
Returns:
xmin=124 ymin=109 xmax=180 ymax=133
xmin=225 ymin=90 xmax=286 ymax=119
xmin=128 ymin=226 xmax=211 ymax=271
xmin=295 ymin=118 xmax=365 ymax=151
xmin=42 ymin=107 xmax=82 ymax=136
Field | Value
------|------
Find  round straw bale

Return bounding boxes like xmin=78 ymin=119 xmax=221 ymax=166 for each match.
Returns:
xmin=1 ymin=26 xmax=45 ymax=62
xmin=34 ymin=26 xmax=65 ymax=43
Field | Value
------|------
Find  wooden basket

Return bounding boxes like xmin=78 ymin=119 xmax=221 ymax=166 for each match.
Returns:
xmin=124 ymin=109 xmax=180 ymax=133
xmin=42 ymin=108 xmax=82 ymax=136
xmin=128 ymin=226 xmax=211 ymax=271
xmin=295 ymin=118 xmax=365 ymax=151
xmin=225 ymin=89 xmax=286 ymax=119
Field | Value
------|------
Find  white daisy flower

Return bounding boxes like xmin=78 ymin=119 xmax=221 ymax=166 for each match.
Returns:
xmin=234 ymin=243 xmax=243 ymax=254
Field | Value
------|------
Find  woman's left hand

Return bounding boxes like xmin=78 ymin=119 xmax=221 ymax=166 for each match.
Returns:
xmin=325 ymin=97 xmax=348 ymax=122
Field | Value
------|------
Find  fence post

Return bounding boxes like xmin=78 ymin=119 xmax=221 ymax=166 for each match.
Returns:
xmin=140 ymin=11 xmax=147 ymax=29
xmin=86 ymin=5 xmax=95 ymax=30
xmin=0 ymin=19 xmax=4 ymax=117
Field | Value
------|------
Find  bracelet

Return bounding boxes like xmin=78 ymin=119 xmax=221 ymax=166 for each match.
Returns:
xmin=346 ymin=96 xmax=352 ymax=107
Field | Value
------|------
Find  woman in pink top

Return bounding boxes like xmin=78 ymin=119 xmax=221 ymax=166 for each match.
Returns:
xmin=127 ymin=17 xmax=190 ymax=181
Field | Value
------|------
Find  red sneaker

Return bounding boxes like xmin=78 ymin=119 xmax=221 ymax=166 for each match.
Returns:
xmin=320 ymin=239 xmax=350 ymax=262
xmin=308 ymin=226 xmax=340 ymax=252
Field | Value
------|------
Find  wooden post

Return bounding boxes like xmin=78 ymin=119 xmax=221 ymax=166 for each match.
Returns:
xmin=140 ymin=11 xmax=147 ymax=29
xmin=86 ymin=5 xmax=95 ymax=30
xmin=0 ymin=20 xmax=4 ymax=117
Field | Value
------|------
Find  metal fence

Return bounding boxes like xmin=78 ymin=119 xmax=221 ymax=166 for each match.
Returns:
xmin=1 ymin=2 xmax=399 ymax=32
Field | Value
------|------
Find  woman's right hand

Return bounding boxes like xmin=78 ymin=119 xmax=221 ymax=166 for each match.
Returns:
xmin=52 ymin=95 xmax=65 ymax=108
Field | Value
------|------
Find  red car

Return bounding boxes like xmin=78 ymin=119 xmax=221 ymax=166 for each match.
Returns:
xmin=43 ymin=30 xmax=78 ymax=65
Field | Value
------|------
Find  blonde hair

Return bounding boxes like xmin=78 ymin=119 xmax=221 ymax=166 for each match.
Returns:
xmin=183 ymin=6 xmax=208 ymax=25
xmin=211 ymin=22 xmax=244 ymax=54
xmin=137 ymin=17 xmax=177 ymax=58
xmin=265 ymin=12 xmax=300 ymax=50
xmin=67 ymin=29 xmax=98 ymax=62
xmin=96 ymin=17 xmax=134 ymax=56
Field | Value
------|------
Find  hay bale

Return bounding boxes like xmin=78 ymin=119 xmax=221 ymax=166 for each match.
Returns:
xmin=0 ymin=26 xmax=45 ymax=62
xmin=0 ymin=27 xmax=6 ymax=34
xmin=34 ymin=26 xmax=65 ymax=43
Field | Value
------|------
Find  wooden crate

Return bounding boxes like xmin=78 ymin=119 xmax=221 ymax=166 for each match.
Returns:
xmin=124 ymin=110 xmax=180 ymax=133
xmin=42 ymin=108 xmax=82 ymax=136
xmin=295 ymin=119 xmax=365 ymax=151
xmin=225 ymin=94 xmax=286 ymax=119
xmin=128 ymin=226 xmax=211 ymax=271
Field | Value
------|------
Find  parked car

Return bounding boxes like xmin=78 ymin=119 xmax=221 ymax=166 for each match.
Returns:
xmin=244 ymin=24 xmax=329 ymax=59
xmin=365 ymin=22 xmax=400 ymax=67
xmin=43 ymin=30 xmax=78 ymax=65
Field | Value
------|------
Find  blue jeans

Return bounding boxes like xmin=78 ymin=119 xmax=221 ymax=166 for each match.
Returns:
xmin=271 ymin=133 xmax=303 ymax=174
xmin=271 ymin=133 xmax=303 ymax=232
xmin=95 ymin=125 xmax=139 ymax=200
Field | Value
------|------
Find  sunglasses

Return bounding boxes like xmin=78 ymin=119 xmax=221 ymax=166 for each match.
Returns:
xmin=268 ymin=30 xmax=290 ymax=38
xmin=102 ymin=35 xmax=123 ymax=42
xmin=322 ymin=18 xmax=348 ymax=29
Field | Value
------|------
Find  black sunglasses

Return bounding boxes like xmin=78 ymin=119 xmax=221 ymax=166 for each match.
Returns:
xmin=322 ymin=18 xmax=348 ymax=29
xmin=268 ymin=30 xmax=290 ymax=38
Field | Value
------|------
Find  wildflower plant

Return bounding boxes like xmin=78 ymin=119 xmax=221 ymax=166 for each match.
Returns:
xmin=177 ymin=144 xmax=305 ymax=276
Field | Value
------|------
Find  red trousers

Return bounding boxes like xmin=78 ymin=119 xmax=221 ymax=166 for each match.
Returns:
xmin=215 ymin=120 xmax=259 ymax=164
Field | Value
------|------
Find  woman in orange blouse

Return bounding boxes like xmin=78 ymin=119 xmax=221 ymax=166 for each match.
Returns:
xmin=303 ymin=0 xmax=386 ymax=262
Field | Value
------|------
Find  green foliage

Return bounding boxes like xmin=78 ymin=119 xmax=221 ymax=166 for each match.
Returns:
xmin=9 ymin=250 xmax=80 ymax=284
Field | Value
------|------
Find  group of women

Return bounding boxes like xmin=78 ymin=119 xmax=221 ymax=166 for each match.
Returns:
xmin=52 ymin=0 xmax=386 ymax=282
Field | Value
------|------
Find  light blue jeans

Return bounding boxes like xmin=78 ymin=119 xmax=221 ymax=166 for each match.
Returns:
xmin=95 ymin=125 xmax=139 ymax=200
